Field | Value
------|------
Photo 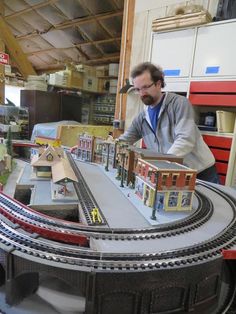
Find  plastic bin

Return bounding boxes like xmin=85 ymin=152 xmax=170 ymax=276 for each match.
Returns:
xmin=216 ymin=110 xmax=236 ymax=133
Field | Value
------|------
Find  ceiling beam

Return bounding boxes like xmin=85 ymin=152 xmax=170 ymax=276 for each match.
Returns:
xmin=25 ymin=37 xmax=121 ymax=57
xmin=84 ymin=54 xmax=120 ymax=65
xmin=0 ymin=15 xmax=36 ymax=79
xmin=5 ymin=0 xmax=59 ymax=20
xmin=35 ymin=53 xmax=120 ymax=72
xmin=16 ymin=11 xmax=123 ymax=40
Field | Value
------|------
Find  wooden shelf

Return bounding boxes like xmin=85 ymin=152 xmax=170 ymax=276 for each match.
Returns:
xmin=48 ymin=84 xmax=106 ymax=95
xmin=97 ymin=76 xmax=117 ymax=79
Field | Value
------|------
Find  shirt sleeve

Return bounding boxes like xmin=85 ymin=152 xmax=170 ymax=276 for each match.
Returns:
xmin=118 ymin=115 xmax=142 ymax=144
xmin=167 ymin=97 xmax=197 ymax=157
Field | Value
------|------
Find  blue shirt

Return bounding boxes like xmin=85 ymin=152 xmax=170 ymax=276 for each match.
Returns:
xmin=148 ymin=95 xmax=164 ymax=131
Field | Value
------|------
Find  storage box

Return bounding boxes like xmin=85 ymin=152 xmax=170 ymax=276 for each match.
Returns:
xmin=66 ymin=70 xmax=83 ymax=89
xmin=98 ymin=78 xmax=110 ymax=93
xmin=152 ymin=10 xmax=212 ymax=32
xmin=109 ymin=86 xmax=117 ymax=94
xmin=216 ymin=110 xmax=236 ymax=133
xmin=83 ymin=75 xmax=98 ymax=92
xmin=49 ymin=72 xmax=67 ymax=86
xmin=108 ymin=63 xmax=119 ymax=77
xmin=96 ymin=65 xmax=109 ymax=77
xmin=110 ymin=79 xmax=118 ymax=87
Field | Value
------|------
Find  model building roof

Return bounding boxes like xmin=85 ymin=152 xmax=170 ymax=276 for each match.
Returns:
xmin=31 ymin=145 xmax=63 ymax=166
xmin=130 ymin=147 xmax=181 ymax=159
xmin=143 ymin=159 xmax=195 ymax=171
xmin=52 ymin=158 xmax=78 ymax=184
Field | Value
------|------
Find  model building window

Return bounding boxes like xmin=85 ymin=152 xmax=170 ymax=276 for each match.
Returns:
xmin=185 ymin=174 xmax=192 ymax=185
xmin=168 ymin=191 xmax=179 ymax=207
xmin=110 ymin=146 xmax=114 ymax=154
xmin=181 ymin=192 xmax=192 ymax=207
xmin=172 ymin=174 xmax=179 ymax=186
xmin=161 ymin=173 xmax=168 ymax=185
xmin=142 ymin=165 xmax=146 ymax=176
xmin=46 ymin=153 xmax=53 ymax=161
xmin=147 ymin=169 xmax=152 ymax=181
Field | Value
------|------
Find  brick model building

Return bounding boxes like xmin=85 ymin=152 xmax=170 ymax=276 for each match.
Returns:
xmin=77 ymin=133 xmax=94 ymax=162
xmin=135 ymin=159 xmax=196 ymax=212
xmin=116 ymin=145 xmax=184 ymax=186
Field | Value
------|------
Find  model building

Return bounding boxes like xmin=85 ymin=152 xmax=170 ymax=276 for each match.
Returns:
xmin=135 ymin=158 xmax=196 ymax=212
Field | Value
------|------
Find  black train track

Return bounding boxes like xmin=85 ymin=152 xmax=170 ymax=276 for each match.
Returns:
xmin=0 ymin=159 xmax=236 ymax=312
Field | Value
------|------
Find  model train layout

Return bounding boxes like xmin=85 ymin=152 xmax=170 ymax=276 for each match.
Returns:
xmin=0 ymin=145 xmax=236 ymax=314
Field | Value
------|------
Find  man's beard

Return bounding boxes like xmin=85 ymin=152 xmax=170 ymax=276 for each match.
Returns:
xmin=141 ymin=95 xmax=155 ymax=106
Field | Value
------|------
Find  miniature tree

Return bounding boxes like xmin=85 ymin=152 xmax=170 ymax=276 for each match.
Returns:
xmin=6 ymin=126 xmax=13 ymax=157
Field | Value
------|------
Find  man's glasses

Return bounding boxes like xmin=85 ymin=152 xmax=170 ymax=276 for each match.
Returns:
xmin=133 ymin=82 xmax=155 ymax=94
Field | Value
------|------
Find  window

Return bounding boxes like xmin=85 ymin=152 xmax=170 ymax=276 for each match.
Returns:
xmin=161 ymin=174 xmax=168 ymax=185
xmin=172 ymin=173 xmax=179 ymax=186
xmin=46 ymin=153 xmax=53 ymax=161
xmin=185 ymin=174 xmax=192 ymax=185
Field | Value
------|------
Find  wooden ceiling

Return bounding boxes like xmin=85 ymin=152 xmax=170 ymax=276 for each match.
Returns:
xmin=1 ymin=0 xmax=124 ymax=74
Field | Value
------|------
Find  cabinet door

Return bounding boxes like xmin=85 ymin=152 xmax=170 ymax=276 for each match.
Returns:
xmin=20 ymin=90 xmax=60 ymax=138
xmin=60 ymin=94 xmax=82 ymax=122
xmin=192 ymin=20 xmax=236 ymax=77
xmin=150 ymin=28 xmax=196 ymax=78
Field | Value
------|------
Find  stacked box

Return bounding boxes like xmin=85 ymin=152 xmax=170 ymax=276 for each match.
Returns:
xmin=83 ymin=76 xmax=98 ymax=92
xmin=108 ymin=63 xmax=119 ymax=77
xmin=109 ymin=79 xmax=118 ymax=94
xmin=96 ymin=65 xmax=109 ymax=77
xmin=66 ymin=70 xmax=83 ymax=89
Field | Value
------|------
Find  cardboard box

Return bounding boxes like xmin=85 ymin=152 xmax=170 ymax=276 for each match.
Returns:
xmin=96 ymin=65 xmax=109 ymax=77
xmin=67 ymin=70 xmax=83 ymax=89
xmin=98 ymin=78 xmax=110 ymax=93
xmin=216 ymin=110 xmax=236 ymax=133
xmin=83 ymin=65 xmax=96 ymax=77
xmin=83 ymin=75 xmax=98 ymax=92
xmin=108 ymin=63 xmax=119 ymax=77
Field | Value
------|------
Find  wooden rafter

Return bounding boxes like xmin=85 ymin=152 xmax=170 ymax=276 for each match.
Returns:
xmin=84 ymin=53 xmax=120 ymax=64
xmin=110 ymin=0 xmax=121 ymax=10
xmin=0 ymin=15 xmax=36 ymax=78
xmin=25 ymin=37 xmax=121 ymax=57
xmin=75 ymin=24 xmax=105 ymax=58
xmin=35 ymin=53 xmax=120 ymax=72
xmin=5 ymin=0 xmax=59 ymax=20
xmin=16 ymin=11 xmax=123 ymax=40
xmin=81 ymin=2 xmax=113 ymax=39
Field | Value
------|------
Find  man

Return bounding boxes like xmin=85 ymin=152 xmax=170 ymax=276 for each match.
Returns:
xmin=119 ymin=62 xmax=219 ymax=183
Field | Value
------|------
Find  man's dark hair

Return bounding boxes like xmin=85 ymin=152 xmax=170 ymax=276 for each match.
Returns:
xmin=131 ymin=62 xmax=165 ymax=88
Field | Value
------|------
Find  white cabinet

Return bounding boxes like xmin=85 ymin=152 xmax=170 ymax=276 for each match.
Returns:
xmin=150 ymin=28 xmax=196 ymax=78
xmin=192 ymin=20 xmax=236 ymax=77
xmin=150 ymin=19 xmax=236 ymax=82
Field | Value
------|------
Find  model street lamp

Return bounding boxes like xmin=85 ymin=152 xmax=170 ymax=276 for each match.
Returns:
xmin=105 ymin=142 xmax=110 ymax=171
xmin=102 ymin=136 xmax=115 ymax=172
xmin=151 ymin=171 xmax=159 ymax=220
xmin=118 ymin=143 xmax=128 ymax=188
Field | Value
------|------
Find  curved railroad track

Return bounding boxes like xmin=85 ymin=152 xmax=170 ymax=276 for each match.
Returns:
xmin=0 ymin=156 xmax=236 ymax=313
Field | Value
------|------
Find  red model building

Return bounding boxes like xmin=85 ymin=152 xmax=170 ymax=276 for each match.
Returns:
xmin=135 ymin=159 xmax=196 ymax=212
xmin=116 ymin=145 xmax=184 ymax=186
xmin=77 ymin=133 xmax=94 ymax=162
